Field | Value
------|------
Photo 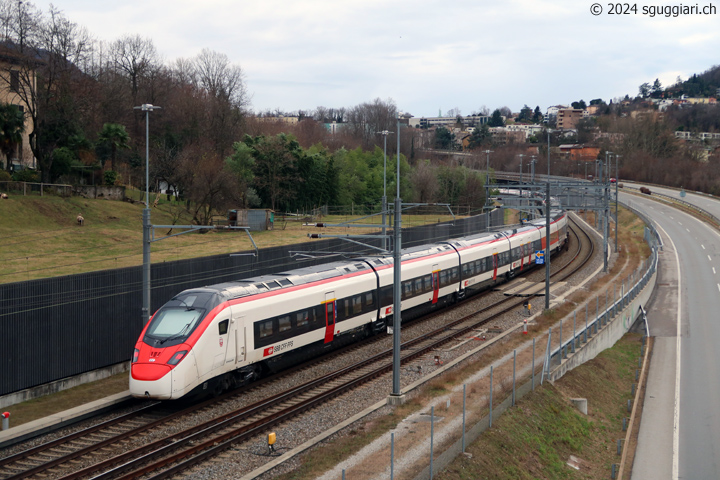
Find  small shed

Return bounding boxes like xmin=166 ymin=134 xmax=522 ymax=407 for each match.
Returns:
xmin=228 ymin=209 xmax=274 ymax=231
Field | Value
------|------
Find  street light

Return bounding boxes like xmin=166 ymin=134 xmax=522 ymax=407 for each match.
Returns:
xmin=390 ymin=112 xmax=404 ymax=403
xmin=134 ymin=103 xmax=161 ymax=325
xmin=377 ymin=130 xmax=393 ymax=251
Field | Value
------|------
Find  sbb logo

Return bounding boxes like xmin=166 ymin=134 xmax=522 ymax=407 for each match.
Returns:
xmin=263 ymin=346 xmax=274 ymax=357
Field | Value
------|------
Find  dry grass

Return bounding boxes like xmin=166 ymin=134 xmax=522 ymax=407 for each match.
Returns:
xmin=0 ymin=194 xmax=458 ymax=284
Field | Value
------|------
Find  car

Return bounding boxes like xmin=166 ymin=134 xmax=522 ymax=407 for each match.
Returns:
xmin=610 ymin=178 xmax=617 ymax=183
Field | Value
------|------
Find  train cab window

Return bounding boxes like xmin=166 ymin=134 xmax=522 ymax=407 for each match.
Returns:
xmin=258 ymin=320 xmax=273 ymax=338
xmin=278 ymin=315 xmax=292 ymax=333
xmin=352 ymin=295 xmax=363 ymax=314
xmin=218 ymin=319 xmax=229 ymax=335
xmin=296 ymin=311 xmax=310 ymax=328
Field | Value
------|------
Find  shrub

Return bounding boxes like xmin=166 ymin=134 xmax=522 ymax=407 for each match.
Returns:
xmin=12 ymin=169 xmax=39 ymax=182
xmin=104 ymin=170 xmax=118 ymax=186
xmin=0 ymin=170 xmax=11 ymax=182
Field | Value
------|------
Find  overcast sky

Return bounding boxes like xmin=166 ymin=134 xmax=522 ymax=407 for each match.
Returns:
xmin=44 ymin=0 xmax=720 ymax=117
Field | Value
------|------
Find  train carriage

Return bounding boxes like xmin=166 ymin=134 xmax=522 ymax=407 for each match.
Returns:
xmin=130 ymin=211 xmax=568 ymax=400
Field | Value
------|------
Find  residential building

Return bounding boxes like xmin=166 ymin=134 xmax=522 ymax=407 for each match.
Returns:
xmin=558 ymin=144 xmax=600 ymax=162
xmin=0 ymin=44 xmax=36 ymax=170
xmin=409 ymin=115 xmax=490 ymax=129
xmin=556 ymin=108 xmax=584 ymax=130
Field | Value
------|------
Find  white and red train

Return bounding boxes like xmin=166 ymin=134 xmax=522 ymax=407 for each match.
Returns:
xmin=130 ymin=211 xmax=568 ymax=399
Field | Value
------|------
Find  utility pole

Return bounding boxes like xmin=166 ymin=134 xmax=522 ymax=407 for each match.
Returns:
xmin=389 ymin=112 xmax=405 ymax=405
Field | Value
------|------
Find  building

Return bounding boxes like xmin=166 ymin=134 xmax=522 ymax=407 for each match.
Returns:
xmin=558 ymin=144 xmax=600 ymax=162
xmin=489 ymin=127 xmax=525 ymax=145
xmin=0 ymin=44 xmax=36 ymax=171
xmin=409 ymin=115 xmax=490 ymax=129
xmin=556 ymin=108 xmax=584 ymax=130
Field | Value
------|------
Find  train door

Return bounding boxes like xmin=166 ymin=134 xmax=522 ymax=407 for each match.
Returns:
xmin=324 ymin=292 xmax=336 ymax=344
xmin=213 ymin=318 xmax=230 ymax=370
xmin=227 ymin=313 xmax=245 ymax=365
xmin=432 ymin=264 xmax=440 ymax=304
xmin=492 ymin=251 xmax=498 ymax=281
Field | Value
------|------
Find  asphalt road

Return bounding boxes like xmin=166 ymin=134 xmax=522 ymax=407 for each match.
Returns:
xmin=624 ymin=191 xmax=720 ymax=479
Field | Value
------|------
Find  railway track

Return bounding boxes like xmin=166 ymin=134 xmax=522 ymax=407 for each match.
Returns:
xmin=0 ymin=217 xmax=594 ymax=480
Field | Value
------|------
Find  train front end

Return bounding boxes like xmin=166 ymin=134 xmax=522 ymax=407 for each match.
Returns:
xmin=130 ymin=290 xmax=217 ymax=400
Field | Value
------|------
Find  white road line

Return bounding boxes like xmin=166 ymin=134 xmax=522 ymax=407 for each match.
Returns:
xmin=709 ymin=255 xmax=713 ymax=262
xmin=713 ymin=267 xmax=716 ymax=275
xmin=670 ymin=216 xmax=674 ymax=219
xmin=702 ymin=245 xmax=706 ymax=250
xmin=718 ymin=284 xmax=720 ymax=293
xmin=686 ymin=228 xmax=690 ymax=233
xmin=679 ymin=222 xmax=683 ymax=226
xmin=655 ymin=222 xmax=682 ymax=480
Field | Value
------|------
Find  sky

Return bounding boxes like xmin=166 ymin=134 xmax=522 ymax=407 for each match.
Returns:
xmin=41 ymin=0 xmax=720 ymax=117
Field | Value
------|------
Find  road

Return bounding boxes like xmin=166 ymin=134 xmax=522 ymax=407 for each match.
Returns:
xmin=624 ymin=191 xmax=720 ymax=479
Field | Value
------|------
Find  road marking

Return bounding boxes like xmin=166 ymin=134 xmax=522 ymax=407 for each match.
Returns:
xmin=686 ymin=228 xmax=690 ymax=233
xmin=718 ymin=284 xmax=720 ymax=293
xmin=702 ymin=245 xmax=706 ymax=250
xmin=678 ymin=222 xmax=683 ymax=226
xmin=714 ymin=267 xmax=717 ymax=275
xmin=654 ymin=222 xmax=682 ymax=480
xmin=709 ymin=255 xmax=713 ymax=262
xmin=670 ymin=216 xmax=674 ymax=220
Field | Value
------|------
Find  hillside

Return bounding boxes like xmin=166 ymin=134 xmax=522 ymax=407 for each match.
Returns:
xmin=0 ymin=193 xmax=454 ymax=285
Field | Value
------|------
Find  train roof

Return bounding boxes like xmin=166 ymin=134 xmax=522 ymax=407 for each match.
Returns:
xmin=179 ymin=211 xmax=566 ymax=302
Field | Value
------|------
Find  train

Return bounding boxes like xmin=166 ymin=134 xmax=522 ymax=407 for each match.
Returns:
xmin=130 ymin=211 xmax=569 ymax=400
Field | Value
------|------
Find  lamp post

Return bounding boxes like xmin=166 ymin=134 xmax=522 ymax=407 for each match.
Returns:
xmin=615 ymin=154 xmax=620 ymax=252
xmin=134 ymin=103 xmax=161 ymax=325
xmin=391 ymin=112 xmax=403 ymax=402
xmin=378 ymin=130 xmax=392 ymax=251
xmin=483 ymin=149 xmax=493 ymax=231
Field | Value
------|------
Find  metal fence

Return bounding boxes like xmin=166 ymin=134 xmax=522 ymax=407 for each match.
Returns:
xmin=0 ymin=181 xmax=73 ymax=197
xmin=0 ymin=210 xmax=502 ymax=396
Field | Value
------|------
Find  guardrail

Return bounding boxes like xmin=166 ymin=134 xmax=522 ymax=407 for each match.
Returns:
xmin=543 ymin=199 xmax=660 ymax=374
xmin=624 ymin=185 xmax=720 ymax=229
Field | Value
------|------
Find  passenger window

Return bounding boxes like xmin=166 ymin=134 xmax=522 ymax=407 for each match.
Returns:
xmin=450 ymin=267 xmax=459 ymax=281
xmin=259 ymin=320 xmax=273 ymax=338
xmin=440 ymin=270 xmax=448 ymax=287
xmin=423 ymin=275 xmax=433 ymax=292
xmin=365 ymin=292 xmax=374 ymax=307
xmin=414 ymin=278 xmax=423 ymax=293
xmin=218 ymin=319 xmax=229 ymax=335
xmin=353 ymin=295 xmax=363 ymax=314
xmin=278 ymin=315 xmax=292 ymax=333
xmin=296 ymin=311 xmax=309 ymax=328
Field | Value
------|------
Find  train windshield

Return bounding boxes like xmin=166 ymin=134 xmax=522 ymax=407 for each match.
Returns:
xmin=143 ymin=291 xmax=215 ymax=346
xmin=146 ymin=308 xmax=204 ymax=342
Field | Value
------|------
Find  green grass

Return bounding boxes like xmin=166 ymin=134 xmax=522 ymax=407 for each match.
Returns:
xmin=0 ymin=193 xmax=460 ymax=284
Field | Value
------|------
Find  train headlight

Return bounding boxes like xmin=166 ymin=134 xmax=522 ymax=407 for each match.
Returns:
xmin=132 ymin=348 xmax=139 ymax=363
xmin=168 ymin=350 xmax=188 ymax=366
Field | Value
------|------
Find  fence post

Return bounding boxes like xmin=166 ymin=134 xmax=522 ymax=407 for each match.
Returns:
xmin=532 ymin=338 xmax=535 ymax=391
xmin=462 ymin=384 xmax=466 ymax=452
xmin=430 ymin=406 xmax=434 ymax=480
xmin=489 ymin=366 xmax=493 ymax=427
xmin=391 ymin=432 xmax=394 ymax=480
xmin=541 ymin=328 xmax=551 ymax=385
xmin=512 ymin=350 xmax=516 ymax=406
